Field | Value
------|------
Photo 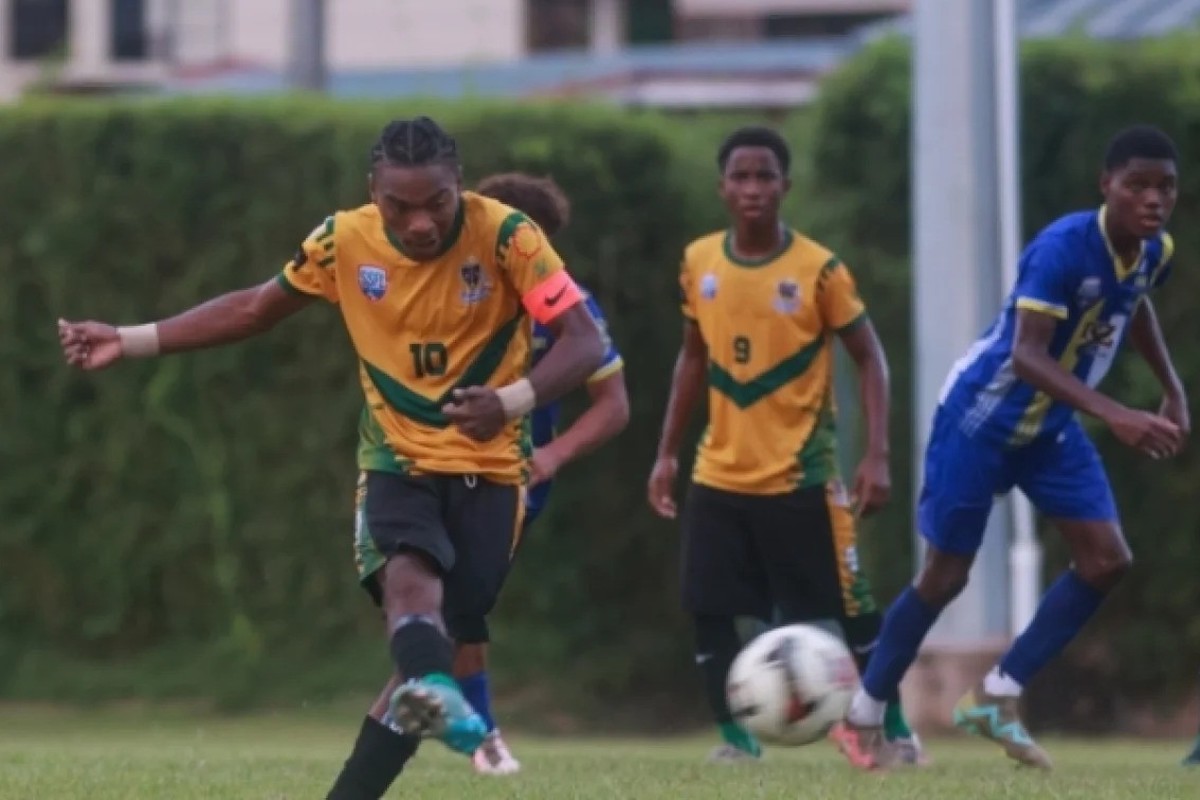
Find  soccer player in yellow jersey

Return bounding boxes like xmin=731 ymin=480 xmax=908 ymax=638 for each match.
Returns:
xmin=57 ymin=116 xmax=605 ymax=798
xmin=355 ymin=173 xmax=630 ymax=781
xmin=647 ymin=126 xmax=923 ymax=764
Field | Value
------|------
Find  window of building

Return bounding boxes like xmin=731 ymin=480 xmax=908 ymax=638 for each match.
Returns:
xmin=764 ymin=12 xmax=896 ymax=38
xmin=10 ymin=0 xmax=69 ymax=60
xmin=111 ymin=0 xmax=149 ymax=60
xmin=527 ymin=0 xmax=590 ymax=51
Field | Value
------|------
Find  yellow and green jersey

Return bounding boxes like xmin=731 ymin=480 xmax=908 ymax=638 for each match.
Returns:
xmin=278 ymin=191 xmax=572 ymax=484
xmin=680 ymin=229 xmax=867 ymax=495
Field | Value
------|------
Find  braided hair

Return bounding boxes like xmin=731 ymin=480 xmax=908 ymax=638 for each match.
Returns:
xmin=370 ymin=116 xmax=460 ymax=170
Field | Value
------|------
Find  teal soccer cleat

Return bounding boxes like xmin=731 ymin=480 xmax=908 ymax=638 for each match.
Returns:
xmin=953 ymin=682 xmax=1052 ymax=770
xmin=388 ymin=674 xmax=487 ymax=756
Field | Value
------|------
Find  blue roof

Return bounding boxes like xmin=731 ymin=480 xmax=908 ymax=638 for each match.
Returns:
xmin=169 ymin=39 xmax=852 ymax=99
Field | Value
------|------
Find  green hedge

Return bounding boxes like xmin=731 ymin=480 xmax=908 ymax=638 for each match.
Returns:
xmin=810 ymin=36 xmax=1200 ymax=725
xmin=0 ymin=98 xmax=740 ymax=713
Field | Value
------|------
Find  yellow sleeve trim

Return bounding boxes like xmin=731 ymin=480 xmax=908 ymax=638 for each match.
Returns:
xmin=1015 ymin=297 xmax=1068 ymax=320
xmin=586 ymin=356 xmax=624 ymax=384
xmin=1162 ymin=232 xmax=1175 ymax=265
xmin=275 ymin=270 xmax=322 ymax=298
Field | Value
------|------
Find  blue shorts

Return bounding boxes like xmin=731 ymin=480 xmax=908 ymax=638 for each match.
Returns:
xmin=917 ymin=406 xmax=1117 ymax=556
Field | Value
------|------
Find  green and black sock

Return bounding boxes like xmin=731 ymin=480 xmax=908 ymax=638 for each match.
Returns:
xmin=696 ymin=614 xmax=762 ymax=757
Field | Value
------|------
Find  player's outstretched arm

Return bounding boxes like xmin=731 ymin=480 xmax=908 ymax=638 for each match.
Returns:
xmin=1129 ymin=298 xmax=1190 ymax=437
xmin=647 ymin=320 xmax=707 ymax=520
xmin=1013 ymin=308 xmax=1182 ymax=458
xmin=838 ymin=318 xmax=891 ymax=516
xmin=58 ymin=278 xmax=312 ymax=371
xmin=529 ymin=368 xmax=629 ymax=487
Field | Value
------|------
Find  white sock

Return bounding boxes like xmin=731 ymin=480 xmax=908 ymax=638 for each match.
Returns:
xmin=847 ymin=688 xmax=887 ymax=727
xmin=983 ymin=666 xmax=1023 ymax=698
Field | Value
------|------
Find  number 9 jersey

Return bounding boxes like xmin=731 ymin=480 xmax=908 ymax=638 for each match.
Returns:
xmin=679 ymin=229 xmax=867 ymax=495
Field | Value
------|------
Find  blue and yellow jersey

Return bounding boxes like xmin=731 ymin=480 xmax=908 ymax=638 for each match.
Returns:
xmin=278 ymin=191 xmax=583 ymax=484
xmin=940 ymin=206 xmax=1175 ymax=446
xmin=525 ymin=290 xmax=623 ymax=518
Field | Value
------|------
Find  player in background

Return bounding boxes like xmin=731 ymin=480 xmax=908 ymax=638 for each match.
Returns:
xmin=355 ymin=173 xmax=629 ymax=779
xmin=647 ymin=126 xmax=922 ymax=764
xmin=1185 ymin=675 xmax=1200 ymax=766
xmin=839 ymin=125 xmax=1187 ymax=771
xmin=459 ymin=172 xmax=629 ymax=773
xmin=57 ymin=116 xmax=605 ymax=800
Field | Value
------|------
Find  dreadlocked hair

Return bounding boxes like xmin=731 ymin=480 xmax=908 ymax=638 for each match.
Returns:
xmin=370 ymin=116 xmax=459 ymax=169
xmin=475 ymin=173 xmax=570 ymax=236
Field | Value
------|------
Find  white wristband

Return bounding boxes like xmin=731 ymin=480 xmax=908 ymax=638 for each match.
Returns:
xmin=495 ymin=378 xmax=536 ymax=420
xmin=117 ymin=323 xmax=160 ymax=358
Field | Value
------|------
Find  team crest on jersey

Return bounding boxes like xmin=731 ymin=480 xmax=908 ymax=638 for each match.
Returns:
xmin=1076 ymin=276 xmax=1101 ymax=307
xmin=774 ymin=279 xmax=801 ymax=313
xmin=357 ymin=265 xmax=388 ymax=301
xmin=460 ymin=259 xmax=493 ymax=304
xmin=700 ymin=273 xmax=718 ymax=300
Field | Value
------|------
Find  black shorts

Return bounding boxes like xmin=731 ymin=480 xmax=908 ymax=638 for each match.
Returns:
xmin=680 ymin=481 xmax=876 ymax=622
xmin=352 ymin=471 xmax=524 ymax=634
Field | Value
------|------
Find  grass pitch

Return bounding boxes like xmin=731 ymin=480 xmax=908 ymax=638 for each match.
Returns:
xmin=0 ymin=705 xmax=1196 ymax=799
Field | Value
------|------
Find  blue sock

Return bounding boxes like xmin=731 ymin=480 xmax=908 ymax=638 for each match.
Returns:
xmin=999 ymin=570 xmax=1105 ymax=685
xmin=457 ymin=671 xmax=496 ymax=732
xmin=862 ymin=587 xmax=941 ymax=701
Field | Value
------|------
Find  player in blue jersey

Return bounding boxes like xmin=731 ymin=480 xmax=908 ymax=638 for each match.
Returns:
xmin=836 ymin=126 xmax=1188 ymax=771
xmin=454 ymin=171 xmax=628 ymax=775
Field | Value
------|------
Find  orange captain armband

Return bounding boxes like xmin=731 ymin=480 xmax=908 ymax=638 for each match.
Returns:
xmin=522 ymin=270 xmax=583 ymax=325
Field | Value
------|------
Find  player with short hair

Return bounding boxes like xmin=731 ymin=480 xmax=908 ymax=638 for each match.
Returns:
xmin=352 ymin=172 xmax=629 ymax=779
xmin=839 ymin=125 xmax=1188 ymax=771
xmin=57 ymin=116 xmax=606 ymax=799
xmin=648 ymin=125 xmax=922 ymax=764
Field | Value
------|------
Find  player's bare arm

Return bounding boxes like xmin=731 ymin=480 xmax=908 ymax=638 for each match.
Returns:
xmin=648 ymin=320 xmax=708 ymax=519
xmin=1129 ymin=297 xmax=1190 ymax=436
xmin=443 ymin=300 xmax=604 ymax=442
xmin=529 ymin=368 xmax=629 ymax=487
xmin=58 ymin=278 xmax=312 ymax=371
xmin=1013 ymin=307 xmax=1181 ymax=457
xmin=838 ymin=318 xmax=891 ymax=516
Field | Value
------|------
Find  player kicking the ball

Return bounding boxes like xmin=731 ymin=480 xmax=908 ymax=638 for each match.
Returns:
xmin=353 ymin=172 xmax=629 ymax=780
xmin=840 ymin=125 xmax=1188 ymax=771
xmin=58 ymin=116 xmax=605 ymax=799
xmin=648 ymin=126 xmax=923 ymax=765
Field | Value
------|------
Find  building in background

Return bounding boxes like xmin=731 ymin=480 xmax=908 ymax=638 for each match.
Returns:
xmin=1 ymin=1 xmax=1198 ymax=105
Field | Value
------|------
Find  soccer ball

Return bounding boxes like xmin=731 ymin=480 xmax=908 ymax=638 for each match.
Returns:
xmin=725 ymin=624 xmax=859 ymax=747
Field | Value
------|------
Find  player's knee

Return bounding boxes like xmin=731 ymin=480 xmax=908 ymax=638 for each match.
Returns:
xmin=914 ymin=554 xmax=971 ymax=609
xmin=380 ymin=549 xmax=442 ymax=617
xmin=446 ymin=614 xmax=489 ymax=645
xmin=1076 ymin=546 xmax=1132 ymax=591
